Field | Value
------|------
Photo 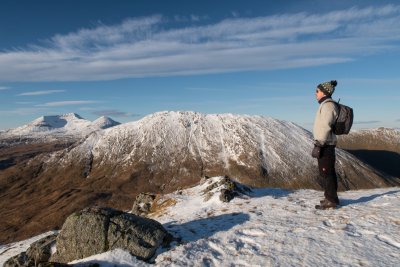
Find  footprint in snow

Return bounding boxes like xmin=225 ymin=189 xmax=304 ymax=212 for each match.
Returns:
xmin=207 ymin=241 xmax=225 ymax=259
xmin=320 ymin=220 xmax=336 ymax=233
xmin=343 ymin=223 xmax=362 ymax=237
xmin=237 ymin=228 xmax=268 ymax=238
xmin=376 ymin=235 xmax=400 ymax=249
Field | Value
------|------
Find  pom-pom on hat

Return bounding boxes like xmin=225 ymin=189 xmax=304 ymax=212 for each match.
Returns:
xmin=317 ymin=80 xmax=337 ymax=96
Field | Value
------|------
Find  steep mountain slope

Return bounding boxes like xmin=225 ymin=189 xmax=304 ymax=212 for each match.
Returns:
xmin=58 ymin=111 xmax=393 ymax=189
xmin=338 ymin=128 xmax=400 ymax=178
xmin=0 ymin=111 xmax=396 ymax=244
xmin=338 ymin=128 xmax=400 ymax=152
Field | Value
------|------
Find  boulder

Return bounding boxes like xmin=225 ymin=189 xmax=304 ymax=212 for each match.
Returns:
xmin=50 ymin=206 xmax=171 ymax=263
xmin=4 ymin=233 xmax=58 ymax=267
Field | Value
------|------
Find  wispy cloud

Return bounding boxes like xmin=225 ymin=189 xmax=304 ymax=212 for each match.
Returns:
xmin=92 ymin=109 xmax=138 ymax=118
xmin=1 ymin=5 xmax=400 ymax=82
xmin=16 ymin=101 xmax=35 ymax=105
xmin=0 ymin=86 xmax=10 ymax=90
xmin=36 ymin=100 xmax=99 ymax=107
xmin=18 ymin=90 xmax=66 ymax=96
xmin=174 ymin=14 xmax=209 ymax=22
xmin=354 ymin=120 xmax=382 ymax=125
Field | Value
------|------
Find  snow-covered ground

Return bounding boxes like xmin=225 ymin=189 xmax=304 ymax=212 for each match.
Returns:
xmin=1 ymin=177 xmax=399 ymax=267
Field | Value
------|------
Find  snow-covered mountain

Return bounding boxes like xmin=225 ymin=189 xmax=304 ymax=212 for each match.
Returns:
xmin=337 ymin=127 xmax=400 ymax=179
xmin=92 ymin=116 xmax=120 ymax=129
xmin=50 ymin=111 xmax=394 ymax=190
xmin=1 ymin=113 xmax=120 ymax=140
xmin=1 ymin=176 xmax=399 ymax=267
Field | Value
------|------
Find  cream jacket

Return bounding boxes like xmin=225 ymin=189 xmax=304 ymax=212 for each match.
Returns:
xmin=313 ymin=98 xmax=338 ymax=146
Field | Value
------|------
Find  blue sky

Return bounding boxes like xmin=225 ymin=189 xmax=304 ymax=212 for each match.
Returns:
xmin=1 ymin=0 xmax=400 ymax=130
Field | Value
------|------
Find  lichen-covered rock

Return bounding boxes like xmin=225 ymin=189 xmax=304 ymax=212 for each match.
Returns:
xmin=107 ymin=213 xmax=169 ymax=259
xmin=50 ymin=206 xmax=171 ymax=263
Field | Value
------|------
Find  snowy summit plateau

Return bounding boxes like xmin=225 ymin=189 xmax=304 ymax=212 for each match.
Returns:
xmin=1 ymin=176 xmax=399 ymax=266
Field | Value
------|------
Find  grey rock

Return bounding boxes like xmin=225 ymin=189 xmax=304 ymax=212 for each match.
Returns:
xmin=50 ymin=206 xmax=171 ymax=263
xmin=27 ymin=234 xmax=58 ymax=266
xmin=4 ymin=252 xmax=32 ymax=267
xmin=108 ymin=214 xmax=169 ymax=259
xmin=4 ymin=234 xmax=57 ymax=267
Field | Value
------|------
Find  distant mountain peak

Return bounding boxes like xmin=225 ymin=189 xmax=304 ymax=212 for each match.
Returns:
xmin=60 ymin=113 xmax=84 ymax=120
xmin=92 ymin=116 xmax=120 ymax=129
xmin=2 ymin=112 xmax=119 ymax=139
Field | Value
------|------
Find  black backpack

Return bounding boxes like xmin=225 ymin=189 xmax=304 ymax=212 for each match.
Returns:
xmin=326 ymin=99 xmax=354 ymax=135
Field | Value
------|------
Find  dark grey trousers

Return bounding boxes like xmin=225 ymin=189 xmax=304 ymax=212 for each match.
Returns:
xmin=317 ymin=145 xmax=339 ymax=204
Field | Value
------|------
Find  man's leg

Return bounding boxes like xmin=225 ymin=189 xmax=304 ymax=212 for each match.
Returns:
xmin=318 ymin=146 xmax=339 ymax=205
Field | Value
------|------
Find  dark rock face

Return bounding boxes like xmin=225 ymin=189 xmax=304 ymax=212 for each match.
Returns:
xmin=219 ymin=189 xmax=235 ymax=202
xmin=4 ymin=234 xmax=57 ymax=267
xmin=50 ymin=206 xmax=171 ymax=263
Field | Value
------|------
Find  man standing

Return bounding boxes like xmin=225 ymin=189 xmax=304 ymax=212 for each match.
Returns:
xmin=312 ymin=80 xmax=339 ymax=209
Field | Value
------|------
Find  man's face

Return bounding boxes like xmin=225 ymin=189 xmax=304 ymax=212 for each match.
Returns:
xmin=316 ymin=88 xmax=326 ymax=101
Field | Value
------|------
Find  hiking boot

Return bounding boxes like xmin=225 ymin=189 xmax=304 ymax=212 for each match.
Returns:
xmin=320 ymin=198 xmax=340 ymax=205
xmin=315 ymin=199 xmax=337 ymax=210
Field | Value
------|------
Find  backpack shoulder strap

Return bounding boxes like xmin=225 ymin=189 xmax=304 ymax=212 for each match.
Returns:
xmin=320 ymin=99 xmax=341 ymax=125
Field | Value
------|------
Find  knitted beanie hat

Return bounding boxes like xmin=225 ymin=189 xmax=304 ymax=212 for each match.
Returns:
xmin=317 ymin=80 xmax=337 ymax=96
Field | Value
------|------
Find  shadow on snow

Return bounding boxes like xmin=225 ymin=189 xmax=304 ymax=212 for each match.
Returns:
xmin=340 ymin=190 xmax=400 ymax=206
xmin=249 ymin=187 xmax=293 ymax=199
xmin=164 ymin=212 xmax=250 ymax=243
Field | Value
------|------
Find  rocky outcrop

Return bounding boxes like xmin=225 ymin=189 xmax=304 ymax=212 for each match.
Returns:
xmin=50 ymin=206 xmax=172 ymax=263
xmin=4 ymin=234 xmax=57 ymax=267
xmin=201 ymin=176 xmax=252 ymax=202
